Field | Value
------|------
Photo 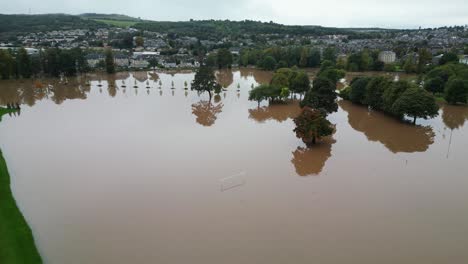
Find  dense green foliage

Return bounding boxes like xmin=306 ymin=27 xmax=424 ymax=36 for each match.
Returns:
xmin=216 ymin=48 xmax=233 ymax=69
xmin=439 ymin=52 xmax=459 ymax=65
xmin=257 ymin=56 xmax=277 ymax=71
xmin=270 ymin=68 xmax=310 ymax=94
xmin=346 ymin=50 xmax=385 ymax=72
xmin=191 ymin=65 xmax=221 ymax=101
xmin=0 ymin=108 xmax=42 ymax=264
xmin=105 ymin=49 xmax=115 ymax=74
xmin=0 ymin=47 xmax=89 ymax=79
xmin=301 ymin=76 xmax=338 ymax=114
xmin=392 ymin=87 xmax=440 ymax=124
xmin=240 ymin=46 xmax=325 ymax=70
xmin=248 ymin=67 xmax=311 ymax=105
xmin=344 ymin=76 xmax=440 ymax=124
xmin=293 ymin=107 xmax=334 ymax=145
xmin=382 ymin=80 xmax=413 ymax=114
xmin=0 ymin=50 xmax=16 ymax=79
xmin=364 ymin=76 xmax=392 ymax=110
xmin=444 ymin=79 xmax=468 ymax=104
xmin=293 ymin=64 xmax=342 ymax=147
xmin=424 ymin=63 xmax=468 ymax=104
xmin=317 ymin=67 xmax=345 ymax=83
xmin=133 ymin=20 xmax=356 ymax=40
xmin=248 ymin=84 xmax=290 ymax=105
xmin=349 ymin=77 xmax=371 ymax=104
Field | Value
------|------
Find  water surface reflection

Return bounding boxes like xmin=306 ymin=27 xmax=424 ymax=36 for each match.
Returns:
xmin=191 ymin=101 xmax=223 ymax=127
xmin=291 ymin=137 xmax=336 ymax=176
xmin=1 ymin=69 xmax=468 ymax=264
xmin=248 ymin=102 xmax=302 ymax=123
xmin=339 ymin=100 xmax=435 ymax=153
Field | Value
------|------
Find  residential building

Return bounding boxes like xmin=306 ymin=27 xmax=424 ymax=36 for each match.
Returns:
xmin=378 ymin=51 xmax=396 ymax=64
xmin=85 ymin=54 xmax=105 ymax=68
xmin=459 ymin=55 xmax=468 ymax=65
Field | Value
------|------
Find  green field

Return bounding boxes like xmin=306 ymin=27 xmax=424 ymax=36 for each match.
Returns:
xmin=0 ymin=107 xmax=42 ymax=264
xmin=93 ymin=19 xmax=137 ymax=28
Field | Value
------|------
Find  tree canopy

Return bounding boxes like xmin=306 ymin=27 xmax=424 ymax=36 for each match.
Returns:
xmin=392 ymin=87 xmax=439 ymax=124
xmin=191 ymin=65 xmax=221 ymax=101
xmin=300 ymin=76 xmax=337 ymax=114
xmin=293 ymin=107 xmax=334 ymax=146
xmin=444 ymin=79 xmax=468 ymax=105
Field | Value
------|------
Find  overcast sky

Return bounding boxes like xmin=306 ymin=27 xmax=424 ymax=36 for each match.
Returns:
xmin=1 ymin=0 xmax=467 ymax=29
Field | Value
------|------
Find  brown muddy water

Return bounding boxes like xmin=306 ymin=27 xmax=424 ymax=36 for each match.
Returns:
xmin=0 ymin=69 xmax=468 ymax=264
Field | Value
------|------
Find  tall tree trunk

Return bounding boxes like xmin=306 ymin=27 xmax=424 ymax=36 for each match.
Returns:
xmin=208 ymin=91 xmax=212 ymax=102
xmin=413 ymin=116 xmax=416 ymax=125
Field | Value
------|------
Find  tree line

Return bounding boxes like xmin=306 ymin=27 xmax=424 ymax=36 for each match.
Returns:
xmin=0 ymin=48 xmax=89 ymax=79
xmin=423 ymin=63 xmax=468 ymax=105
xmin=340 ymin=76 xmax=439 ymax=124
xmin=240 ymin=46 xmax=338 ymax=71
xmin=247 ymin=60 xmax=345 ymax=146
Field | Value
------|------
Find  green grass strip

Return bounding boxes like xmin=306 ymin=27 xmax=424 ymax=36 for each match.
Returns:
xmin=0 ymin=107 xmax=42 ymax=264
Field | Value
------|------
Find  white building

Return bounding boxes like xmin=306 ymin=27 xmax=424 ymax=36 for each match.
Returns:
xmin=378 ymin=51 xmax=396 ymax=64
xmin=459 ymin=55 xmax=468 ymax=65
xmin=25 ymin=48 xmax=40 ymax=55
xmin=130 ymin=58 xmax=149 ymax=69
xmin=114 ymin=54 xmax=130 ymax=67
xmin=85 ymin=54 xmax=105 ymax=68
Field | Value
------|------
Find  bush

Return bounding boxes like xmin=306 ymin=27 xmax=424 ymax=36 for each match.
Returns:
xmin=424 ymin=77 xmax=445 ymax=93
xmin=349 ymin=77 xmax=371 ymax=104
xmin=444 ymin=79 xmax=468 ymax=105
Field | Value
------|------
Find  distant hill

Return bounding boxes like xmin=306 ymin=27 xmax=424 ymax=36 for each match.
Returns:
xmin=79 ymin=13 xmax=142 ymax=22
xmin=0 ymin=14 xmax=107 ymax=40
xmin=132 ymin=20 xmax=357 ymax=39
xmin=0 ymin=13 xmax=402 ymax=42
xmin=79 ymin=13 xmax=143 ymax=28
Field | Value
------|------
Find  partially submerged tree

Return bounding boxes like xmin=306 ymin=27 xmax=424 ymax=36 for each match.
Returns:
xmin=217 ymin=48 xmax=233 ymax=69
xmin=290 ymin=71 xmax=310 ymax=95
xmin=317 ymin=68 xmax=345 ymax=84
xmin=248 ymin=84 xmax=290 ymax=106
xmin=444 ymin=79 xmax=468 ymax=105
xmin=293 ymin=107 xmax=334 ymax=146
xmin=364 ymin=76 xmax=391 ymax=110
xmin=270 ymin=67 xmax=311 ymax=96
xmin=191 ymin=65 xmax=221 ymax=101
xmin=349 ymin=77 xmax=371 ymax=104
xmin=105 ymin=48 xmax=115 ymax=74
xmin=392 ymin=87 xmax=439 ymax=124
xmin=382 ymin=80 xmax=412 ymax=115
xmin=300 ymin=76 xmax=338 ymax=114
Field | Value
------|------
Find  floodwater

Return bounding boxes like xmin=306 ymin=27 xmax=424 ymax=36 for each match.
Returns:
xmin=0 ymin=69 xmax=468 ymax=264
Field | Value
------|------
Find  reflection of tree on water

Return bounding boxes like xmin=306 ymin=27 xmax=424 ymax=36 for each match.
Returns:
xmin=239 ymin=68 xmax=273 ymax=84
xmin=108 ymin=85 xmax=117 ymax=97
xmin=216 ymin=69 xmax=234 ymax=88
xmin=0 ymin=80 xmax=53 ymax=106
xmin=248 ymin=102 xmax=302 ymax=123
xmin=132 ymin=71 xmax=148 ymax=83
xmin=339 ymin=100 xmax=435 ymax=153
xmin=441 ymin=104 xmax=468 ymax=158
xmin=114 ymin=72 xmax=130 ymax=80
xmin=214 ymin=94 xmax=222 ymax=103
xmin=51 ymin=84 xmax=89 ymax=104
xmin=149 ymin=72 xmax=159 ymax=82
xmin=191 ymin=101 xmax=223 ymax=127
xmin=291 ymin=137 xmax=335 ymax=176
xmin=442 ymin=104 xmax=468 ymax=130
